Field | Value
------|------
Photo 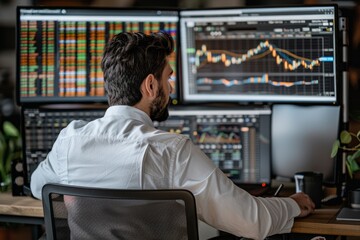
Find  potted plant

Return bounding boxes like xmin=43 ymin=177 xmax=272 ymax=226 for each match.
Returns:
xmin=331 ymin=130 xmax=360 ymax=180
xmin=0 ymin=121 xmax=21 ymax=192
xmin=0 ymin=121 xmax=32 ymax=240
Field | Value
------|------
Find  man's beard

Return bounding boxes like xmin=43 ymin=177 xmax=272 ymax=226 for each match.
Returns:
xmin=150 ymin=86 xmax=171 ymax=122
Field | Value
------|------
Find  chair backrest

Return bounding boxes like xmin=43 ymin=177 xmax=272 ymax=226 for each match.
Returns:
xmin=42 ymin=183 xmax=199 ymax=240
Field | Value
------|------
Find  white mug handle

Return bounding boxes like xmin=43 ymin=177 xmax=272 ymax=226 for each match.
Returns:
xmin=294 ymin=174 xmax=304 ymax=193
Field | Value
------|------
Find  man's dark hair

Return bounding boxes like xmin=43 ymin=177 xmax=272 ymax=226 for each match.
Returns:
xmin=101 ymin=31 xmax=174 ymax=106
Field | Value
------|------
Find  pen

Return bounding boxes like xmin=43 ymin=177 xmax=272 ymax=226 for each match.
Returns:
xmin=273 ymin=184 xmax=284 ymax=197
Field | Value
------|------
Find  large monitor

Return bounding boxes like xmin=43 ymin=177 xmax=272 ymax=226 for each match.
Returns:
xmin=271 ymin=104 xmax=340 ymax=184
xmin=16 ymin=7 xmax=179 ymax=105
xmin=180 ymin=5 xmax=339 ymax=103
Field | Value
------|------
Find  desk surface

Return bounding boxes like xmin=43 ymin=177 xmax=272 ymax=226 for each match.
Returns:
xmin=292 ymin=207 xmax=360 ymax=237
xmin=271 ymin=183 xmax=360 ymax=236
xmin=0 ymin=192 xmax=43 ymax=218
xmin=1 ymin=192 xmax=360 ymax=237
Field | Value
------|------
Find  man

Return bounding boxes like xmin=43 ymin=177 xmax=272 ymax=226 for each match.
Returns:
xmin=31 ymin=31 xmax=315 ymax=239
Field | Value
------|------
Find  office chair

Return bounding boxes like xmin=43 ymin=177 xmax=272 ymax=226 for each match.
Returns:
xmin=42 ymin=183 xmax=199 ymax=240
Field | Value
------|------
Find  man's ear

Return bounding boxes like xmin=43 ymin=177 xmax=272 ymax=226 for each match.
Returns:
xmin=141 ymin=74 xmax=158 ymax=99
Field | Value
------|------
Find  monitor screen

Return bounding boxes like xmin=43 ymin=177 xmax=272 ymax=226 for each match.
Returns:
xmin=180 ymin=5 xmax=338 ymax=103
xmin=271 ymin=104 xmax=340 ymax=183
xmin=17 ymin=7 xmax=179 ymax=105
xmin=154 ymin=107 xmax=272 ymax=186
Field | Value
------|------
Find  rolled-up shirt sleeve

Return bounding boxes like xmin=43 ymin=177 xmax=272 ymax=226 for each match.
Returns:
xmin=173 ymin=139 xmax=300 ymax=240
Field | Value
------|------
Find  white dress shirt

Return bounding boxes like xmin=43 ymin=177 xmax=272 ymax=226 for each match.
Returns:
xmin=31 ymin=105 xmax=300 ymax=239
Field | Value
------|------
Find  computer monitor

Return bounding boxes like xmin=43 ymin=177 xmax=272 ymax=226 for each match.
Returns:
xmin=179 ymin=5 xmax=339 ymax=103
xmin=154 ymin=107 xmax=272 ymax=186
xmin=16 ymin=7 xmax=179 ymax=105
xmin=271 ymin=104 xmax=340 ymax=184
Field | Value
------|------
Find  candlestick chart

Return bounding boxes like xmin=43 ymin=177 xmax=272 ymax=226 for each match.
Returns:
xmin=187 ymin=37 xmax=335 ymax=99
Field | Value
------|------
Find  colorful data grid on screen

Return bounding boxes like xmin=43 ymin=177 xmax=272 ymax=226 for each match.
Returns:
xmin=180 ymin=6 xmax=338 ymax=103
xmin=17 ymin=8 xmax=179 ymax=104
xmin=154 ymin=108 xmax=272 ymax=185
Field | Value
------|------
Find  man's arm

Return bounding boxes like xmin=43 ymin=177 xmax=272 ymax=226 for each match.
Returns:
xmin=192 ymin=168 xmax=304 ymax=239
xmin=173 ymin=140 xmax=314 ymax=240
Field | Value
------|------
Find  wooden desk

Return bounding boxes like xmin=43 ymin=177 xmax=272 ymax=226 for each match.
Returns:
xmin=292 ymin=207 xmax=360 ymax=237
xmin=1 ymin=192 xmax=360 ymax=237
xmin=273 ymin=182 xmax=360 ymax=237
xmin=0 ymin=192 xmax=44 ymax=225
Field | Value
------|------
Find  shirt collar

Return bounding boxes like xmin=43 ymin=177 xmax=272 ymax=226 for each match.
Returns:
xmin=104 ymin=105 xmax=154 ymax=127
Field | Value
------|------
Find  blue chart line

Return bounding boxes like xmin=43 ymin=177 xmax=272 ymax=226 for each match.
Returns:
xmin=197 ymin=74 xmax=319 ymax=88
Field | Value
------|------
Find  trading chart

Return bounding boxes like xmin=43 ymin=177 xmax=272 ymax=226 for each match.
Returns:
xmin=180 ymin=6 xmax=338 ymax=103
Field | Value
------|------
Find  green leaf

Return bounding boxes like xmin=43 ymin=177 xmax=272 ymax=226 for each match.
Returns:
xmin=3 ymin=121 xmax=20 ymax=138
xmin=331 ymin=140 xmax=340 ymax=158
xmin=346 ymin=161 xmax=353 ymax=179
xmin=347 ymin=155 xmax=360 ymax=172
xmin=348 ymin=150 xmax=360 ymax=163
xmin=0 ymin=122 xmax=21 ymax=185
xmin=0 ymin=132 xmax=5 ymax=147
xmin=340 ymin=130 xmax=352 ymax=144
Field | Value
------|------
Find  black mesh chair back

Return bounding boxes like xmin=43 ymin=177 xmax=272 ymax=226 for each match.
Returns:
xmin=42 ymin=183 xmax=199 ymax=240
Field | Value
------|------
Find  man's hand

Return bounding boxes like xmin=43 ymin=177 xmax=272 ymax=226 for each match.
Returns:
xmin=290 ymin=192 xmax=315 ymax=217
